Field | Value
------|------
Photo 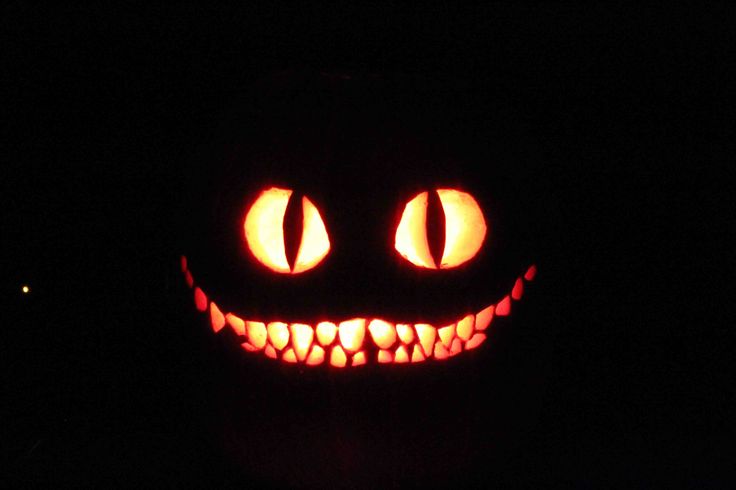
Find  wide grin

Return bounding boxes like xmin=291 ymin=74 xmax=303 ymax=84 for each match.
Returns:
xmin=181 ymin=256 xmax=537 ymax=367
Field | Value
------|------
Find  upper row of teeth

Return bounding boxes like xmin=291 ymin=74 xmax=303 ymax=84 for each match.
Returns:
xmin=182 ymin=256 xmax=536 ymax=366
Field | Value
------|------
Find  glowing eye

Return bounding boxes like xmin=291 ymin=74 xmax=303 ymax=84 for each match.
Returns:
xmin=394 ymin=188 xmax=487 ymax=269
xmin=243 ymin=187 xmax=330 ymax=273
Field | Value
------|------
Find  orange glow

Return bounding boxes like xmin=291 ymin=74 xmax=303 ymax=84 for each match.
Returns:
xmin=292 ymin=196 xmax=330 ymax=273
xmin=267 ymin=322 xmax=289 ymax=350
xmin=411 ymin=345 xmax=426 ymax=362
xmin=352 ymin=351 xmax=367 ymax=366
xmin=512 ymin=278 xmax=524 ymax=300
xmin=330 ymin=345 xmax=347 ymax=367
xmin=184 ymin=270 xmax=194 ymax=288
xmin=394 ymin=345 xmax=410 ymax=363
xmin=194 ymin=287 xmax=207 ymax=312
xmin=475 ymin=305 xmax=494 ymax=331
xmin=226 ymin=313 xmax=246 ymax=335
xmin=395 ymin=191 xmax=435 ymax=268
xmin=433 ymin=341 xmax=450 ymax=360
xmin=436 ymin=189 xmax=487 ymax=268
xmin=209 ymin=302 xmax=226 ymax=332
xmin=450 ymin=338 xmax=463 ymax=356
xmin=282 ymin=348 xmax=297 ymax=363
xmin=378 ymin=350 xmax=394 ymax=363
xmin=465 ymin=333 xmax=486 ymax=350
xmin=524 ymin=264 xmax=537 ymax=281
xmin=496 ymin=296 xmax=511 ymax=316
xmin=264 ymin=344 xmax=278 ymax=359
xmin=415 ymin=324 xmax=436 ymax=357
xmin=241 ymin=342 xmax=258 ymax=352
xmin=243 ymin=187 xmax=292 ymax=273
xmin=456 ymin=314 xmax=474 ymax=341
xmin=316 ymin=321 xmax=337 ymax=346
xmin=246 ymin=321 xmax=267 ymax=349
xmin=290 ymin=323 xmax=314 ymax=361
xmin=438 ymin=324 xmax=456 ymax=348
xmin=338 ymin=318 xmax=366 ymax=352
xmin=306 ymin=345 xmax=325 ymax=365
xmin=368 ymin=319 xmax=397 ymax=349
xmin=396 ymin=324 xmax=415 ymax=344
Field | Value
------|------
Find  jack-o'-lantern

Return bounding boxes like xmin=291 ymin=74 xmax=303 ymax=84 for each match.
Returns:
xmin=176 ymin=71 xmax=561 ymax=488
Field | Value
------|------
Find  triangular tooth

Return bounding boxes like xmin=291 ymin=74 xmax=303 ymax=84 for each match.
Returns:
xmin=330 ymin=345 xmax=347 ymax=367
xmin=474 ymin=305 xmax=494 ymax=331
xmin=496 ymin=295 xmax=511 ymax=316
xmin=465 ymin=333 xmax=486 ymax=350
xmin=282 ymin=348 xmax=297 ymax=363
xmin=184 ymin=270 xmax=194 ymax=288
xmin=433 ymin=341 xmax=450 ymax=360
xmin=456 ymin=314 xmax=474 ymax=341
xmin=246 ymin=321 xmax=267 ymax=349
xmin=209 ymin=302 xmax=225 ymax=332
xmin=264 ymin=344 xmax=278 ymax=359
xmin=396 ymin=324 xmax=415 ymax=344
xmin=338 ymin=318 xmax=366 ymax=352
xmin=289 ymin=323 xmax=314 ymax=361
xmin=226 ymin=313 xmax=246 ymax=336
xmin=267 ymin=322 xmax=289 ymax=350
xmin=377 ymin=350 xmax=394 ymax=363
xmin=180 ymin=255 xmax=188 ymax=273
xmin=438 ymin=324 xmax=456 ymax=348
xmin=524 ymin=264 xmax=537 ymax=281
xmin=352 ymin=351 xmax=367 ymax=366
xmin=512 ymin=278 xmax=524 ymax=300
xmin=394 ymin=345 xmax=410 ymax=363
xmin=415 ymin=324 xmax=437 ymax=357
xmin=368 ymin=319 xmax=397 ymax=349
xmin=241 ymin=342 xmax=258 ymax=352
xmin=316 ymin=321 xmax=337 ymax=346
xmin=411 ymin=344 xmax=426 ymax=363
xmin=450 ymin=337 xmax=463 ymax=356
xmin=194 ymin=287 xmax=208 ymax=312
xmin=306 ymin=345 xmax=325 ymax=365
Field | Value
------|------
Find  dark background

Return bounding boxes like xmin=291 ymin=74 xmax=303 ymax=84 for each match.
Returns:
xmin=3 ymin=4 xmax=731 ymax=488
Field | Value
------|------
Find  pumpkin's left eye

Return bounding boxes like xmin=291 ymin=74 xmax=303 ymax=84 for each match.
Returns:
xmin=243 ymin=187 xmax=330 ymax=273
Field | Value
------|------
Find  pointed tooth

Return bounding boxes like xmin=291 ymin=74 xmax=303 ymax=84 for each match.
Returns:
xmin=496 ymin=295 xmax=511 ymax=316
xmin=194 ymin=287 xmax=207 ymax=312
xmin=180 ymin=255 xmax=188 ymax=272
xmin=316 ymin=321 xmax=337 ymax=346
xmin=438 ymin=324 xmax=456 ymax=348
xmin=368 ymin=319 xmax=397 ymax=349
xmin=267 ymin=322 xmax=289 ymax=350
xmin=306 ymin=345 xmax=325 ymax=365
xmin=282 ymin=348 xmax=297 ymax=363
xmin=338 ymin=318 xmax=366 ymax=352
xmin=377 ymin=350 xmax=394 ymax=363
xmin=414 ymin=324 xmax=437 ymax=357
xmin=474 ymin=305 xmax=494 ymax=331
xmin=241 ymin=342 xmax=258 ymax=352
xmin=450 ymin=337 xmax=463 ymax=356
xmin=290 ymin=323 xmax=314 ymax=361
xmin=411 ymin=344 xmax=426 ymax=363
xmin=226 ymin=313 xmax=246 ymax=336
xmin=465 ymin=333 xmax=486 ymax=350
xmin=512 ymin=278 xmax=524 ymax=300
xmin=184 ymin=270 xmax=194 ymax=288
xmin=264 ymin=344 xmax=278 ymax=359
xmin=524 ymin=264 xmax=537 ymax=281
xmin=329 ymin=345 xmax=347 ymax=367
xmin=433 ymin=341 xmax=450 ymax=360
xmin=394 ymin=345 xmax=410 ymax=363
xmin=245 ymin=321 xmax=267 ymax=349
xmin=352 ymin=351 xmax=367 ymax=366
xmin=209 ymin=302 xmax=225 ymax=332
xmin=396 ymin=324 xmax=415 ymax=344
xmin=456 ymin=314 xmax=474 ymax=341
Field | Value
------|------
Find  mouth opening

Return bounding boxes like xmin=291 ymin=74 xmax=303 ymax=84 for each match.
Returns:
xmin=181 ymin=255 xmax=536 ymax=367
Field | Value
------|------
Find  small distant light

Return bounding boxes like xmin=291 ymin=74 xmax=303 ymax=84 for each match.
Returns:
xmin=21 ymin=285 xmax=30 ymax=294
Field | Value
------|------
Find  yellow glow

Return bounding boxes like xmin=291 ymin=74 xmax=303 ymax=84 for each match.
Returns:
xmin=246 ymin=321 xmax=267 ymax=349
xmin=438 ymin=324 xmax=456 ymax=348
xmin=243 ymin=187 xmax=292 ymax=273
xmin=475 ymin=305 xmax=494 ymax=331
xmin=290 ymin=323 xmax=314 ymax=361
xmin=264 ymin=345 xmax=278 ymax=359
xmin=338 ymin=318 xmax=366 ymax=352
xmin=394 ymin=345 xmax=409 ymax=363
xmin=306 ymin=345 xmax=325 ymax=365
xmin=330 ymin=345 xmax=347 ymax=367
xmin=437 ymin=189 xmax=487 ymax=268
xmin=267 ymin=322 xmax=290 ymax=350
xmin=292 ymin=196 xmax=330 ymax=273
xmin=226 ymin=313 xmax=246 ymax=336
xmin=450 ymin=338 xmax=463 ymax=356
xmin=414 ymin=324 xmax=436 ymax=357
xmin=433 ymin=341 xmax=450 ymax=360
xmin=456 ymin=314 xmax=474 ymax=341
xmin=394 ymin=191 xmax=435 ymax=268
xmin=411 ymin=344 xmax=426 ymax=363
xmin=368 ymin=319 xmax=397 ymax=349
xmin=377 ymin=350 xmax=393 ymax=363
xmin=396 ymin=324 xmax=415 ymax=344
xmin=352 ymin=351 xmax=367 ymax=366
xmin=282 ymin=348 xmax=297 ymax=363
xmin=316 ymin=321 xmax=337 ymax=346
xmin=21 ymin=285 xmax=30 ymax=294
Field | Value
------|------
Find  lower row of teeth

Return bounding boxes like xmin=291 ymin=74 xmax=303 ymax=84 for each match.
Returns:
xmin=182 ymin=257 xmax=536 ymax=366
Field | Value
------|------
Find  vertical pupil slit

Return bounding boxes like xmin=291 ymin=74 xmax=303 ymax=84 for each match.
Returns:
xmin=282 ymin=193 xmax=303 ymax=271
xmin=426 ymin=190 xmax=446 ymax=267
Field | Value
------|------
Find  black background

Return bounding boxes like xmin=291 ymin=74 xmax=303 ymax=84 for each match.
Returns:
xmin=3 ymin=4 xmax=731 ymax=488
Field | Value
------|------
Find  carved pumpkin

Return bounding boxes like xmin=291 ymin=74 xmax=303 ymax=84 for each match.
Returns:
xmin=177 ymin=71 xmax=559 ymax=487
